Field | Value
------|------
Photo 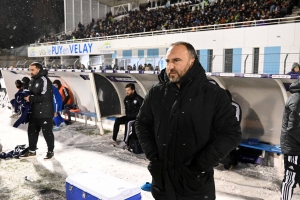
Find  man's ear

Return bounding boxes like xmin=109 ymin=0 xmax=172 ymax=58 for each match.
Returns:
xmin=189 ymin=58 xmax=195 ymax=67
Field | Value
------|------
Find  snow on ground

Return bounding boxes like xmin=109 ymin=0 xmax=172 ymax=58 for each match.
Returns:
xmin=0 ymin=108 xmax=299 ymax=200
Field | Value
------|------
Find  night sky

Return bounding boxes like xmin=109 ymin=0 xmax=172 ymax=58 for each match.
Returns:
xmin=0 ymin=0 xmax=64 ymax=49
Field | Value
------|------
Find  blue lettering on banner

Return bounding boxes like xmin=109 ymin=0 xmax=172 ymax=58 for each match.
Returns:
xmin=50 ymin=43 xmax=94 ymax=55
xmin=68 ymin=43 xmax=93 ymax=55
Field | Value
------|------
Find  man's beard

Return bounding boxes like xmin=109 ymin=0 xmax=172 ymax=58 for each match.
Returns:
xmin=167 ymin=71 xmax=182 ymax=83
xmin=167 ymin=65 xmax=192 ymax=84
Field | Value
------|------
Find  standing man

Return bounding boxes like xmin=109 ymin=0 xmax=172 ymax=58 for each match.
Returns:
xmin=21 ymin=62 xmax=55 ymax=159
xmin=53 ymin=80 xmax=74 ymax=122
xmin=280 ymin=80 xmax=300 ymax=200
xmin=135 ymin=42 xmax=241 ymax=199
xmin=112 ymin=83 xmax=144 ymax=145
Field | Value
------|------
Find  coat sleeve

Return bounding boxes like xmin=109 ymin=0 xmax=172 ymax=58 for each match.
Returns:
xmin=286 ymin=100 xmax=300 ymax=144
xmin=62 ymin=87 xmax=70 ymax=104
xmin=29 ymin=77 xmax=52 ymax=103
xmin=135 ymin=88 xmax=159 ymax=161
xmin=194 ymin=90 xmax=242 ymax=171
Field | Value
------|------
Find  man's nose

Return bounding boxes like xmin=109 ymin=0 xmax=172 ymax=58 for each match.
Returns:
xmin=167 ymin=62 xmax=175 ymax=70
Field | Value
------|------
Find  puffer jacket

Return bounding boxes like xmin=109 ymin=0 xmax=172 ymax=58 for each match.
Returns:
xmin=28 ymin=70 xmax=54 ymax=118
xmin=124 ymin=91 xmax=144 ymax=119
xmin=135 ymin=59 xmax=241 ymax=198
xmin=280 ymin=80 xmax=300 ymax=155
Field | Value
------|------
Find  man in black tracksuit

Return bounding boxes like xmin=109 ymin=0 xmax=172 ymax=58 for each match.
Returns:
xmin=135 ymin=42 xmax=241 ymax=199
xmin=21 ymin=62 xmax=55 ymax=159
xmin=280 ymin=80 xmax=300 ymax=200
xmin=112 ymin=83 xmax=144 ymax=144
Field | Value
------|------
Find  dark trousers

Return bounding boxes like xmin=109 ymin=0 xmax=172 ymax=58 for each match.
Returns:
xmin=281 ymin=155 xmax=300 ymax=200
xmin=27 ymin=118 xmax=55 ymax=152
xmin=112 ymin=116 xmax=134 ymax=142
xmin=64 ymin=104 xmax=75 ymax=121
xmin=152 ymin=171 xmax=216 ymax=200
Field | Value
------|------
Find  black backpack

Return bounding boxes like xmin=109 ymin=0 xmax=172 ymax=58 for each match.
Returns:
xmin=127 ymin=123 xmax=144 ymax=154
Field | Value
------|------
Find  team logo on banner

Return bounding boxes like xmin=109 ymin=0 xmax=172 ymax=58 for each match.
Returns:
xmin=102 ymin=42 xmax=112 ymax=49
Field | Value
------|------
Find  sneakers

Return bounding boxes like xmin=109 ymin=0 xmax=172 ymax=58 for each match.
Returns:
xmin=44 ymin=151 xmax=54 ymax=159
xmin=52 ymin=126 xmax=60 ymax=131
xmin=60 ymin=122 xmax=67 ymax=127
xmin=112 ymin=140 xmax=118 ymax=146
xmin=20 ymin=150 xmax=36 ymax=158
xmin=10 ymin=112 xmax=20 ymax=119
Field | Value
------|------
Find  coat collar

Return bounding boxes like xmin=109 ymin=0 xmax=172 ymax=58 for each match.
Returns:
xmin=158 ymin=58 xmax=207 ymax=90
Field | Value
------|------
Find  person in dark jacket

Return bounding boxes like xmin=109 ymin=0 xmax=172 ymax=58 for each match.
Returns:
xmin=135 ymin=42 xmax=241 ymax=200
xmin=13 ymin=77 xmax=31 ymax=128
xmin=112 ymin=83 xmax=144 ymax=145
xmin=20 ymin=62 xmax=55 ymax=159
xmin=10 ymin=80 xmax=24 ymax=118
xmin=280 ymin=80 xmax=300 ymax=200
xmin=286 ymin=62 xmax=300 ymax=75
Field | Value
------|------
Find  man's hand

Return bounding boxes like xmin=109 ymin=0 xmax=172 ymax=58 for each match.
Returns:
xmin=24 ymin=96 xmax=30 ymax=102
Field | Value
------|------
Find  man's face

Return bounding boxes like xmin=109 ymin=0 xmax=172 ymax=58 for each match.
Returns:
xmin=53 ymin=84 xmax=58 ymax=88
xmin=125 ymin=87 xmax=135 ymax=96
xmin=29 ymin=65 xmax=40 ymax=77
xmin=166 ymin=45 xmax=195 ymax=83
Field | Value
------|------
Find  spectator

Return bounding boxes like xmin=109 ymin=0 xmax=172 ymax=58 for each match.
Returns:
xmin=287 ymin=62 xmax=300 ymax=75
xmin=135 ymin=42 xmax=241 ymax=199
xmin=37 ymin=0 xmax=293 ymax=43
xmin=280 ymin=79 xmax=300 ymax=200
xmin=112 ymin=83 xmax=144 ymax=146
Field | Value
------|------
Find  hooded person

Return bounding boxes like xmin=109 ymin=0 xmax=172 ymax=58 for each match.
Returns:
xmin=286 ymin=62 xmax=300 ymax=75
xmin=280 ymin=80 xmax=300 ymax=200
xmin=135 ymin=42 xmax=241 ymax=199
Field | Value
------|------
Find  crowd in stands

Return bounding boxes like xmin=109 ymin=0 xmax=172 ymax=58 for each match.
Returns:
xmin=36 ymin=0 xmax=298 ymax=43
xmin=38 ymin=63 xmax=160 ymax=71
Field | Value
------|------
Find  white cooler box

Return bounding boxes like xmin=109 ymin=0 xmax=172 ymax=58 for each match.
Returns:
xmin=66 ymin=171 xmax=141 ymax=200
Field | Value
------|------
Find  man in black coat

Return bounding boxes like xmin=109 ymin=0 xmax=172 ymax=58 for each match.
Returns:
xmin=280 ymin=80 xmax=300 ymax=200
xmin=21 ymin=62 xmax=55 ymax=159
xmin=112 ymin=83 xmax=144 ymax=145
xmin=135 ymin=42 xmax=241 ymax=199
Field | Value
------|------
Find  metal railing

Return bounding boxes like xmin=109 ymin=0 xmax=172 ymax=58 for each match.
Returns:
xmin=199 ymin=53 xmax=300 ymax=74
xmin=1 ymin=53 xmax=299 ymax=73
xmin=30 ymin=16 xmax=300 ymax=47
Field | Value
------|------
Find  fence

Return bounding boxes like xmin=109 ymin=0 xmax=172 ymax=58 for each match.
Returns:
xmin=199 ymin=53 xmax=300 ymax=74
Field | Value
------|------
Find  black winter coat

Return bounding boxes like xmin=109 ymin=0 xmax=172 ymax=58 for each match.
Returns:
xmin=28 ymin=70 xmax=54 ymax=119
xmin=124 ymin=92 xmax=144 ymax=119
xmin=280 ymin=80 xmax=300 ymax=155
xmin=135 ymin=60 xmax=241 ymax=198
